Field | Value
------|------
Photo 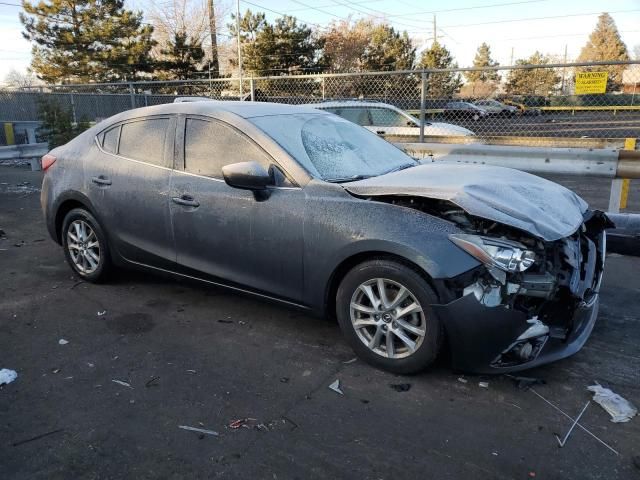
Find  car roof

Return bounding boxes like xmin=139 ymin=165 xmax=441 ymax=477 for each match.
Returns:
xmin=105 ymin=100 xmax=327 ymax=123
xmin=304 ymin=100 xmax=400 ymax=110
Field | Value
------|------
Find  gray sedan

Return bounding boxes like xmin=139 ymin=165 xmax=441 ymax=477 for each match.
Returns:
xmin=41 ymin=101 xmax=610 ymax=374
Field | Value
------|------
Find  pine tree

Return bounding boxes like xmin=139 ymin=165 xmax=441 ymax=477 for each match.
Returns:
xmin=156 ymin=31 xmax=205 ymax=80
xmin=465 ymin=43 xmax=499 ymax=83
xmin=361 ymin=24 xmax=415 ymax=71
xmin=506 ymin=52 xmax=560 ymax=95
xmin=577 ymin=13 xmax=630 ymax=89
xmin=21 ymin=0 xmax=156 ymax=83
xmin=418 ymin=41 xmax=463 ymax=98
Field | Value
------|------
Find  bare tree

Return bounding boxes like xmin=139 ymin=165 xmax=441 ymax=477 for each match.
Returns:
xmin=3 ymin=69 xmax=40 ymax=89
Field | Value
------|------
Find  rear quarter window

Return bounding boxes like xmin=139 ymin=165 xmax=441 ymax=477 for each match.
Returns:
xmin=100 ymin=125 xmax=120 ymax=154
xmin=118 ymin=118 xmax=170 ymax=166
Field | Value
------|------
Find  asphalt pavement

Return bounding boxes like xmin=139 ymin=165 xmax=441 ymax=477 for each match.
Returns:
xmin=1 ymin=166 xmax=639 ymax=479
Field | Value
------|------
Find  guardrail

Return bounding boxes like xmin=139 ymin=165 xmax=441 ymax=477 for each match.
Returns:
xmin=0 ymin=143 xmax=48 ymax=168
xmin=398 ymin=142 xmax=640 ymax=213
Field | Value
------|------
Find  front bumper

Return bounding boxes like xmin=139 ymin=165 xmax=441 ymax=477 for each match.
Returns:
xmin=433 ymin=224 xmax=606 ymax=374
xmin=433 ymin=293 xmax=598 ymax=374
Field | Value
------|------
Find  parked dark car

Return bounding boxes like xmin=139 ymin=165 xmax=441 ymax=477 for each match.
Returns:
xmin=41 ymin=102 xmax=610 ymax=374
xmin=442 ymin=101 xmax=489 ymax=121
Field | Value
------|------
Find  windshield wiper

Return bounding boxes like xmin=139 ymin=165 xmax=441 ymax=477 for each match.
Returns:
xmin=386 ymin=163 xmax=417 ymax=174
xmin=327 ymin=174 xmax=374 ymax=183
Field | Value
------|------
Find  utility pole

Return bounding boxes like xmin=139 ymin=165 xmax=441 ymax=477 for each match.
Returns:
xmin=236 ymin=0 xmax=243 ymax=98
xmin=208 ymin=0 xmax=219 ymax=78
xmin=432 ymin=15 xmax=437 ymax=45
xmin=510 ymin=47 xmax=514 ymax=66
xmin=560 ymin=44 xmax=568 ymax=94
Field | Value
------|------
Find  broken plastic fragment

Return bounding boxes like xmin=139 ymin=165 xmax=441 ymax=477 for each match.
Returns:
xmin=97 ymin=310 xmax=106 ymax=316
xmin=112 ymin=379 xmax=132 ymax=388
xmin=479 ymin=382 xmax=489 ymax=388
xmin=0 ymin=369 xmax=17 ymax=385
xmin=329 ymin=379 xmax=343 ymax=395
xmin=58 ymin=339 xmax=69 ymax=345
xmin=587 ymin=384 xmax=637 ymax=423
xmin=178 ymin=425 xmax=219 ymax=436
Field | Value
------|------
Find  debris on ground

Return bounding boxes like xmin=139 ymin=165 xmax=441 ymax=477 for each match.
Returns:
xmin=97 ymin=310 xmax=106 ymax=316
xmin=390 ymin=383 xmax=411 ymax=392
xmin=280 ymin=377 xmax=289 ymax=383
xmin=530 ymin=388 xmax=619 ymax=455
xmin=217 ymin=319 xmax=233 ymax=324
xmin=555 ymin=401 xmax=590 ymax=447
xmin=145 ymin=376 xmax=160 ymax=388
xmin=329 ymin=379 xmax=343 ymax=395
xmin=228 ymin=418 xmax=257 ymax=429
xmin=478 ymin=382 xmax=489 ymax=388
xmin=587 ymin=384 xmax=638 ymax=423
xmin=12 ymin=429 xmax=64 ymax=447
xmin=302 ymin=370 xmax=311 ymax=377
xmin=186 ymin=369 xmax=196 ymax=374
xmin=505 ymin=374 xmax=546 ymax=391
xmin=58 ymin=339 xmax=69 ymax=345
xmin=112 ymin=379 xmax=132 ymax=388
xmin=343 ymin=357 xmax=358 ymax=364
xmin=457 ymin=377 xmax=468 ymax=384
xmin=0 ymin=368 xmax=18 ymax=385
xmin=178 ymin=425 xmax=219 ymax=436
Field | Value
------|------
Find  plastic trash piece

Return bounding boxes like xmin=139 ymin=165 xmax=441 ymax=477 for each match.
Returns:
xmin=329 ymin=379 xmax=343 ymax=395
xmin=587 ymin=384 xmax=638 ymax=423
xmin=178 ymin=425 xmax=219 ymax=436
xmin=112 ymin=379 xmax=132 ymax=388
xmin=458 ymin=377 xmax=468 ymax=384
xmin=58 ymin=339 xmax=69 ymax=345
xmin=0 ymin=369 xmax=18 ymax=385
xmin=479 ymin=382 xmax=489 ymax=388
xmin=97 ymin=311 xmax=107 ymax=316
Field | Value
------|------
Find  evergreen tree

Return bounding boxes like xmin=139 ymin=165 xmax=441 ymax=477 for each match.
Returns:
xmin=20 ymin=0 xmax=155 ymax=83
xmin=506 ymin=51 xmax=560 ymax=95
xmin=361 ymin=23 xmax=415 ymax=71
xmin=228 ymin=10 xmax=324 ymax=76
xmin=156 ymin=31 xmax=205 ymax=80
xmin=465 ymin=43 xmax=499 ymax=83
xmin=577 ymin=13 xmax=630 ymax=89
xmin=417 ymin=41 xmax=463 ymax=98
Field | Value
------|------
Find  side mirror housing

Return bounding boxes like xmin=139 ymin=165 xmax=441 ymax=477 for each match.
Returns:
xmin=222 ymin=161 xmax=271 ymax=191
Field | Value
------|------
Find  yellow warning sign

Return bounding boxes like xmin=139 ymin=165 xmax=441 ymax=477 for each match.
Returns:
xmin=575 ymin=71 xmax=608 ymax=95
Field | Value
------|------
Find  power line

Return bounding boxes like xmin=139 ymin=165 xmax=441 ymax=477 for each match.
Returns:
xmin=390 ymin=0 xmax=550 ymax=18
xmin=327 ymin=0 xmax=429 ymax=30
xmin=239 ymin=0 xmax=326 ymax=29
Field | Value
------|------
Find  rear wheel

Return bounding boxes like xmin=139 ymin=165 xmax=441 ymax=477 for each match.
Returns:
xmin=336 ymin=259 xmax=442 ymax=374
xmin=61 ymin=208 xmax=111 ymax=282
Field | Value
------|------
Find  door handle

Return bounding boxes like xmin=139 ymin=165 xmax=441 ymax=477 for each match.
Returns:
xmin=172 ymin=195 xmax=200 ymax=208
xmin=91 ymin=175 xmax=112 ymax=186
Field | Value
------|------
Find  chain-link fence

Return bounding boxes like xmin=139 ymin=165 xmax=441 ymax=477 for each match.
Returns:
xmin=1 ymin=60 xmax=639 ymax=146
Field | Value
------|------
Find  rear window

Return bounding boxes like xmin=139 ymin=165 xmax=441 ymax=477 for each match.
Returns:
xmin=118 ymin=118 xmax=169 ymax=166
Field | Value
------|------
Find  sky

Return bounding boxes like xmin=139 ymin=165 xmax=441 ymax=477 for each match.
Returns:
xmin=1 ymin=0 xmax=640 ymax=78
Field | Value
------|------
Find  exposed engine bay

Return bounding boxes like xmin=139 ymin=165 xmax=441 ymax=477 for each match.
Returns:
xmin=372 ymin=195 xmax=614 ymax=368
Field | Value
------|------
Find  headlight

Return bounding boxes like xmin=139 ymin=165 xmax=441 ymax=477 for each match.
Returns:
xmin=449 ymin=234 xmax=536 ymax=272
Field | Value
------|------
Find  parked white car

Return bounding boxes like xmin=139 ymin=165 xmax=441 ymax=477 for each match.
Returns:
xmin=305 ymin=101 xmax=475 ymax=137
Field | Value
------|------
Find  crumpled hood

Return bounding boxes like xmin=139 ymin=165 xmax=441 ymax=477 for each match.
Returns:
xmin=344 ymin=163 xmax=588 ymax=241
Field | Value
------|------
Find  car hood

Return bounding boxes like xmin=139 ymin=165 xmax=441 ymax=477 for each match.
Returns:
xmin=343 ymin=163 xmax=588 ymax=241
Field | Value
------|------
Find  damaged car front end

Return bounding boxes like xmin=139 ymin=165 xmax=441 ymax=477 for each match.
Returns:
xmin=344 ymin=163 xmax=613 ymax=374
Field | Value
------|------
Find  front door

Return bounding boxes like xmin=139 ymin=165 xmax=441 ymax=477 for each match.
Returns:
xmin=169 ymin=116 xmax=305 ymax=302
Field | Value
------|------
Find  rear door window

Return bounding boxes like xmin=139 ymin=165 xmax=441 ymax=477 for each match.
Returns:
xmin=369 ymin=108 xmax=413 ymax=127
xmin=118 ymin=118 xmax=170 ymax=166
xmin=336 ymin=107 xmax=371 ymax=126
xmin=101 ymin=125 xmax=120 ymax=154
xmin=184 ymin=118 xmax=272 ymax=178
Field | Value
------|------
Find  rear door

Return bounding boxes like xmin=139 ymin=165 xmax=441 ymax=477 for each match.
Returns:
xmin=169 ymin=116 xmax=305 ymax=301
xmin=91 ymin=116 xmax=176 ymax=269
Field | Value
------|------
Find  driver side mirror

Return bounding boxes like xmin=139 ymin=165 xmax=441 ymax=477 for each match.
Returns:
xmin=222 ymin=161 xmax=271 ymax=191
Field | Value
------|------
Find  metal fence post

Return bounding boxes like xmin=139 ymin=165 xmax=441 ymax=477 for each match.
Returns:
xmin=419 ymin=71 xmax=427 ymax=143
xmin=250 ymin=78 xmax=255 ymax=102
xmin=322 ymin=77 xmax=326 ymax=100
xmin=69 ymin=93 xmax=77 ymax=124
xmin=128 ymin=83 xmax=136 ymax=109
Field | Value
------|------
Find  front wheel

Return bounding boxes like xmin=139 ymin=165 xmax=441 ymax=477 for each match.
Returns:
xmin=336 ymin=259 xmax=442 ymax=374
xmin=61 ymin=208 xmax=111 ymax=282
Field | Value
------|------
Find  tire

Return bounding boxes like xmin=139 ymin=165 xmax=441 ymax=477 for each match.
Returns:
xmin=61 ymin=208 xmax=111 ymax=283
xmin=336 ymin=259 xmax=443 ymax=374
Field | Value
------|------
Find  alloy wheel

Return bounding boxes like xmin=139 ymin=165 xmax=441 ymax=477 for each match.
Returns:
xmin=349 ymin=278 xmax=426 ymax=359
xmin=67 ymin=219 xmax=101 ymax=274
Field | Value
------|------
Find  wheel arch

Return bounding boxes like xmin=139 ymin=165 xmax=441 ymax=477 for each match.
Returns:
xmin=323 ymin=251 xmax=447 ymax=320
xmin=53 ymin=192 xmax=99 ymax=243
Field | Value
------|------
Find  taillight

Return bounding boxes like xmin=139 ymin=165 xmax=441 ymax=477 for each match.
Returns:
xmin=42 ymin=154 xmax=57 ymax=170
